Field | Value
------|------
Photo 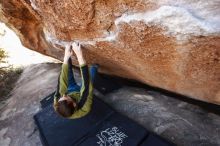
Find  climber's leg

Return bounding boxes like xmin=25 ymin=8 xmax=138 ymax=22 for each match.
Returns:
xmin=90 ymin=64 xmax=99 ymax=84
xmin=77 ymin=64 xmax=98 ymax=89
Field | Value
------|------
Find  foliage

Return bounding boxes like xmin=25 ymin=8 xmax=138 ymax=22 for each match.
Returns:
xmin=0 ymin=48 xmax=23 ymax=100
xmin=0 ymin=48 xmax=8 ymax=64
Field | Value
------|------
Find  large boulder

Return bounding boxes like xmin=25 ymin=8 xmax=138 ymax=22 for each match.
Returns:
xmin=0 ymin=0 xmax=219 ymax=104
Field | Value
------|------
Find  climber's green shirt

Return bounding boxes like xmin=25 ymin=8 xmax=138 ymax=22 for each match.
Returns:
xmin=53 ymin=63 xmax=93 ymax=119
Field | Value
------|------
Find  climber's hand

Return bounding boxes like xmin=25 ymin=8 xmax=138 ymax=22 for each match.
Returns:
xmin=71 ymin=42 xmax=83 ymax=57
xmin=71 ymin=42 xmax=86 ymax=65
xmin=63 ymin=43 xmax=73 ymax=63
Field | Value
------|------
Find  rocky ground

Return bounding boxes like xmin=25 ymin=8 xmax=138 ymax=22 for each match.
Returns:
xmin=0 ymin=63 xmax=219 ymax=146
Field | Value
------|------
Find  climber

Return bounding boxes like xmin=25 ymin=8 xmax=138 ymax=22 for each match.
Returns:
xmin=53 ymin=42 xmax=98 ymax=118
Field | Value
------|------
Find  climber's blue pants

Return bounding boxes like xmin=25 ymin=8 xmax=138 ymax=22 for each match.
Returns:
xmin=67 ymin=58 xmax=98 ymax=93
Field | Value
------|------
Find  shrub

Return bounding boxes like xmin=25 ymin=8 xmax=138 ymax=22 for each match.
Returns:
xmin=0 ymin=48 xmax=23 ymax=100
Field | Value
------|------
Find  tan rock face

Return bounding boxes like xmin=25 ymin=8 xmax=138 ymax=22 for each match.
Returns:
xmin=0 ymin=0 xmax=219 ymax=104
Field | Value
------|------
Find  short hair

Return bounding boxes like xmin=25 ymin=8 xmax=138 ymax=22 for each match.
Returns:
xmin=56 ymin=100 xmax=75 ymax=117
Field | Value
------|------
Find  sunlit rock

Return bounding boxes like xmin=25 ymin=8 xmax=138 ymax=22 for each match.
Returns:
xmin=0 ymin=0 xmax=219 ymax=104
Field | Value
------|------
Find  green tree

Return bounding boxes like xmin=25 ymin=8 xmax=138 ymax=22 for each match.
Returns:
xmin=0 ymin=27 xmax=22 ymax=106
xmin=0 ymin=48 xmax=9 ymax=70
xmin=0 ymin=48 xmax=22 ymax=101
xmin=0 ymin=48 xmax=7 ymax=62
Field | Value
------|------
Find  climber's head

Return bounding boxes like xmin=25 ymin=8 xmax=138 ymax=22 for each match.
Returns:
xmin=56 ymin=95 xmax=77 ymax=118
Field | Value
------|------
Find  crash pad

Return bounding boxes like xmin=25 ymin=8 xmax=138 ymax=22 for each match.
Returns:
xmin=74 ymin=113 xmax=149 ymax=146
xmin=34 ymin=97 xmax=114 ymax=146
xmin=35 ymin=92 xmax=175 ymax=146
xmin=40 ymin=92 xmax=55 ymax=108
xmin=93 ymin=74 xmax=122 ymax=95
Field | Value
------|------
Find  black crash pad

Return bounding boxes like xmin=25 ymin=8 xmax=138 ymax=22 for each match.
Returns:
xmin=35 ymin=94 xmax=175 ymax=146
xmin=93 ymin=74 xmax=122 ymax=95
xmin=139 ymin=134 xmax=175 ymax=146
xmin=40 ymin=92 xmax=55 ymax=109
xmin=34 ymin=97 xmax=114 ymax=146
xmin=74 ymin=113 xmax=149 ymax=146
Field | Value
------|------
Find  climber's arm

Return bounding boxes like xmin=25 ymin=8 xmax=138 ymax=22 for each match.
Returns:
xmin=53 ymin=45 xmax=73 ymax=107
xmin=71 ymin=42 xmax=91 ymax=109
xmin=59 ymin=45 xmax=73 ymax=95
xmin=68 ymin=65 xmax=93 ymax=119
xmin=78 ymin=64 xmax=91 ymax=108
